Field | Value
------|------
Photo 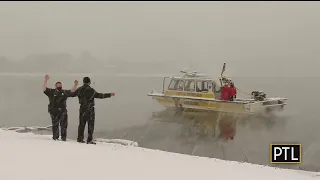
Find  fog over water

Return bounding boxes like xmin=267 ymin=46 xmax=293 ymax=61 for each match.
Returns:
xmin=1 ymin=1 xmax=320 ymax=172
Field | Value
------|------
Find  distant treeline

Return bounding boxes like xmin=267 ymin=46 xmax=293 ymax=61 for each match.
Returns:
xmin=0 ymin=52 xmax=180 ymax=74
xmin=0 ymin=52 xmax=110 ymax=73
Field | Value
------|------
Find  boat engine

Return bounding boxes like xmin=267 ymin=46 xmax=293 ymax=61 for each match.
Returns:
xmin=251 ymin=91 xmax=266 ymax=101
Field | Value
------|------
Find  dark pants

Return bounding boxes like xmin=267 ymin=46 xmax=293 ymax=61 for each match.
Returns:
xmin=77 ymin=107 xmax=95 ymax=143
xmin=50 ymin=108 xmax=68 ymax=140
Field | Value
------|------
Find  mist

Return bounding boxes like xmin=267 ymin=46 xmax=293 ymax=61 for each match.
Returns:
xmin=0 ymin=1 xmax=319 ymax=76
xmin=1 ymin=1 xmax=320 ymax=172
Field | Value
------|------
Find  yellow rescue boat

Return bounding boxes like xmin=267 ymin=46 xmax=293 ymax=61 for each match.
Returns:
xmin=148 ymin=63 xmax=287 ymax=116
xmin=146 ymin=63 xmax=287 ymax=141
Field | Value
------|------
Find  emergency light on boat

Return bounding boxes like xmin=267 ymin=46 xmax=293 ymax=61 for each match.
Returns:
xmin=180 ymin=70 xmax=207 ymax=78
xmin=180 ymin=70 xmax=197 ymax=74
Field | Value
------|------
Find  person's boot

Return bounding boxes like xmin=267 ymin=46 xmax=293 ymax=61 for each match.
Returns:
xmin=87 ymin=141 xmax=96 ymax=145
xmin=77 ymin=140 xmax=85 ymax=143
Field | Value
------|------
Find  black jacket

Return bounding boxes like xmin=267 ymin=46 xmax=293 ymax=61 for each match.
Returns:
xmin=44 ymin=88 xmax=73 ymax=112
xmin=70 ymin=84 xmax=112 ymax=110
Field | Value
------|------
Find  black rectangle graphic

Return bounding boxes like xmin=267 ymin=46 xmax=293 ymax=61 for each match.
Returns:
xmin=270 ymin=144 xmax=301 ymax=164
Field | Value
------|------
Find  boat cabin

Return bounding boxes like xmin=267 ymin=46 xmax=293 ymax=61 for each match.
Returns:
xmin=162 ymin=71 xmax=222 ymax=99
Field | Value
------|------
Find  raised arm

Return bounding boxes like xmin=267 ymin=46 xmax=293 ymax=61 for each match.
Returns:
xmin=71 ymin=80 xmax=78 ymax=92
xmin=65 ymin=80 xmax=79 ymax=97
xmin=42 ymin=74 xmax=50 ymax=91
xmin=43 ymin=74 xmax=54 ymax=96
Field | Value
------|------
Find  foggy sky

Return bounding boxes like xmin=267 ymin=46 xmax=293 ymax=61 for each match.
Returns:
xmin=0 ymin=1 xmax=320 ymax=77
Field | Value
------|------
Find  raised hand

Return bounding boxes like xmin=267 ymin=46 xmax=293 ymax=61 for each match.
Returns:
xmin=111 ymin=93 xmax=115 ymax=96
xmin=74 ymin=80 xmax=78 ymax=86
xmin=45 ymin=74 xmax=50 ymax=80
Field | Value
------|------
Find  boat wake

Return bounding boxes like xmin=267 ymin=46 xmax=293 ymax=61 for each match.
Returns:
xmin=93 ymin=109 xmax=300 ymax=169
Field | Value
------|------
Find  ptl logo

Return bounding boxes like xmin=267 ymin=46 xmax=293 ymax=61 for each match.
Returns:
xmin=270 ymin=144 xmax=301 ymax=164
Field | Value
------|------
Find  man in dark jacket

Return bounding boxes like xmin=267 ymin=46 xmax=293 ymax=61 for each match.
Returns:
xmin=71 ymin=77 xmax=115 ymax=144
xmin=43 ymin=74 xmax=78 ymax=141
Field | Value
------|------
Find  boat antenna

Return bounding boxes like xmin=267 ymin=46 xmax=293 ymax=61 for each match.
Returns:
xmin=220 ymin=62 xmax=226 ymax=86
xmin=221 ymin=62 xmax=226 ymax=77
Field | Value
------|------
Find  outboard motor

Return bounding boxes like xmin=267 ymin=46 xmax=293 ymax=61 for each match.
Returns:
xmin=251 ymin=91 xmax=266 ymax=101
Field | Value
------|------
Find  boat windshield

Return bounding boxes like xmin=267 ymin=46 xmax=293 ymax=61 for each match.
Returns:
xmin=168 ymin=79 xmax=184 ymax=91
xmin=184 ymin=80 xmax=195 ymax=92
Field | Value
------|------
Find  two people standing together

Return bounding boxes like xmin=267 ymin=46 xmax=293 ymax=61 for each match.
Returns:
xmin=43 ymin=74 xmax=115 ymax=144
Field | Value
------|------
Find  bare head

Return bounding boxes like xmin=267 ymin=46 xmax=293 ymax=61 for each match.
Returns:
xmin=55 ymin=82 xmax=62 ymax=90
xmin=83 ymin=77 xmax=91 ymax=85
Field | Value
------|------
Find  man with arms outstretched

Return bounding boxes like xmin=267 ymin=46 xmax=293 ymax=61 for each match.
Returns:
xmin=71 ymin=77 xmax=115 ymax=144
xmin=43 ymin=74 xmax=78 ymax=141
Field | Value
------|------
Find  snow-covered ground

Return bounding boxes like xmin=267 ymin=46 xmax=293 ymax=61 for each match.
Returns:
xmin=0 ymin=129 xmax=318 ymax=180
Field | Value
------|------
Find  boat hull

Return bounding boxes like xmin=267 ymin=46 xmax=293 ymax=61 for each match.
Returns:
xmin=153 ymin=96 xmax=248 ymax=114
xmin=148 ymin=92 xmax=286 ymax=115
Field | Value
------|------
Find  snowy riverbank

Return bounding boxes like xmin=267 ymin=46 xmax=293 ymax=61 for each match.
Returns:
xmin=0 ymin=129 xmax=317 ymax=180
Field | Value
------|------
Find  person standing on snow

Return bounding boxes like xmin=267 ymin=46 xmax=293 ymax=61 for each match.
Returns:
xmin=43 ymin=74 xmax=78 ymax=141
xmin=70 ymin=77 xmax=115 ymax=144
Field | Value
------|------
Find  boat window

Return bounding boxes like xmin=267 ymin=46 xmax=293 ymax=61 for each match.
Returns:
xmin=196 ymin=81 xmax=202 ymax=92
xmin=177 ymin=81 xmax=184 ymax=91
xmin=184 ymin=80 xmax=195 ymax=92
xmin=208 ymin=82 xmax=212 ymax=92
xmin=168 ymin=79 xmax=184 ymax=91
xmin=202 ymin=81 xmax=208 ymax=92
xmin=212 ymin=81 xmax=221 ymax=93
xmin=196 ymin=81 xmax=209 ymax=92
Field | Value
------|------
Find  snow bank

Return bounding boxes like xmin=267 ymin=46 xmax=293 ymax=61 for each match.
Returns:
xmin=0 ymin=129 xmax=317 ymax=180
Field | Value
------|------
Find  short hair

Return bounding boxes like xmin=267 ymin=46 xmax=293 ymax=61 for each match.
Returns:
xmin=83 ymin=77 xmax=91 ymax=84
